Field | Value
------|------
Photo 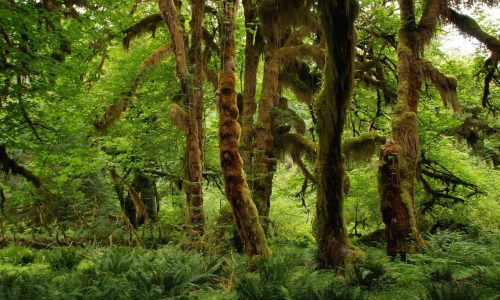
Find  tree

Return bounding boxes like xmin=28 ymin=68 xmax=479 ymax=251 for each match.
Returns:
xmin=313 ymin=0 xmax=361 ymax=268
xmin=380 ymin=0 xmax=498 ymax=258
xmin=217 ymin=0 xmax=272 ymax=260
xmin=159 ymin=0 xmax=205 ymax=236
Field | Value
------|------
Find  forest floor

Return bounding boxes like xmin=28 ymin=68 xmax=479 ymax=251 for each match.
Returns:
xmin=0 ymin=230 xmax=499 ymax=300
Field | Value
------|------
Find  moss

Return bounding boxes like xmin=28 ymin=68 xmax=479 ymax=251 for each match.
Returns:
xmin=169 ymin=103 xmax=189 ymax=133
xmin=343 ymin=132 xmax=386 ymax=164
xmin=257 ymin=0 xmax=314 ymax=41
xmin=344 ymin=247 xmax=367 ymax=272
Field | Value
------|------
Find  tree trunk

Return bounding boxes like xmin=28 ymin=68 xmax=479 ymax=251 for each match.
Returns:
xmin=217 ymin=0 xmax=271 ymax=260
xmin=252 ymin=50 xmax=280 ymax=228
xmin=385 ymin=0 xmax=425 ymax=253
xmin=313 ymin=0 xmax=360 ymax=268
xmin=240 ymin=0 xmax=263 ymax=177
xmin=378 ymin=139 xmax=410 ymax=260
xmin=131 ymin=172 xmax=159 ymax=223
xmin=159 ymin=0 xmax=204 ymax=235
xmin=188 ymin=0 xmax=205 ymax=236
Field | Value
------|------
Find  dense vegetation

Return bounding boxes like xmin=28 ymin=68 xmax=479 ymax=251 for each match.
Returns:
xmin=0 ymin=0 xmax=498 ymax=299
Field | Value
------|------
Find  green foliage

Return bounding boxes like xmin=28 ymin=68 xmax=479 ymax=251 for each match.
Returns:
xmin=348 ymin=259 xmax=387 ymax=288
xmin=424 ymin=283 xmax=485 ymax=300
xmin=0 ymin=246 xmax=36 ymax=266
xmin=45 ymin=248 xmax=82 ymax=271
xmin=429 ymin=264 xmax=454 ymax=282
xmin=0 ymin=271 xmax=50 ymax=300
xmin=0 ymin=1 xmax=499 ymax=299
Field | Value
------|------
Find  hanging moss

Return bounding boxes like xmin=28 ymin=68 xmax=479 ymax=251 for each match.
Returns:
xmin=122 ymin=14 xmax=164 ymax=50
xmin=271 ymin=97 xmax=306 ymax=135
xmin=279 ymin=61 xmax=322 ymax=105
xmin=274 ymin=132 xmax=317 ymax=162
xmin=419 ymin=59 xmax=460 ymax=112
xmin=169 ymin=103 xmax=189 ymax=133
xmin=343 ymin=132 xmax=386 ymax=163
xmin=257 ymin=0 xmax=315 ymax=41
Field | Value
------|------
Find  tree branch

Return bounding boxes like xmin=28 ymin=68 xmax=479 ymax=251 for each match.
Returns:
xmin=0 ymin=144 xmax=41 ymax=188
xmin=446 ymin=8 xmax=500 ymax=55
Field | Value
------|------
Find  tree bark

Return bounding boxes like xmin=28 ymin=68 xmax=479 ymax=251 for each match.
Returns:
xmin=446 ymin=8 xmax=500 ymax=56
xmin=378 ymin=139 xmax=410 ymax=260
xmin=252 ymin=51 xmax=280 ymax=229
xmin=159 ymin=0 xmax=204 ymax=235
xmin=217 ymin=0 xmax=271 ymax=260
xmin=313 ymin=0 xmax=360 ymax=268
xmin=240 ymin=0 xmax=263 ymax=177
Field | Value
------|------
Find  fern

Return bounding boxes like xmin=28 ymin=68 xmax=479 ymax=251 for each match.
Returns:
xmin=425 ymin=283 xmax=485 ymax=300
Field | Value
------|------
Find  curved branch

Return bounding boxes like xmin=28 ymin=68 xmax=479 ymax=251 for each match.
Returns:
xmin=415 ymin=0 xmax=447 ymax=47
xmin=94 ymin=44 xmax=172 ymax=133
xmin=122 ymin=14 xmax=164 ymax=50
xmin=0 ymin=144 xmax=41 ymax=188
xmin=446 ymin=8 xmax=500 ymax=55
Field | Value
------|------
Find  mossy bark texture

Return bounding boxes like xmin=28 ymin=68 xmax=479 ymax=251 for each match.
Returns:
xmin=252 ymin=50 xmax=280 ymax=229
xmin=159 ymin=0 xmax=204 ymax=236
xmin=314 ymin=0 xmax=359 ymax=268
xmin=217 ymin=0 xmax=272 ymax=260
xmin=240 ymin=0 xmax=263 ymax=176
xmin=378 ymin=140 xmax=410 ymax=260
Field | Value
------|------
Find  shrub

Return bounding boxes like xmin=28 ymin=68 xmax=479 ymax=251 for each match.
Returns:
xmin=0 ymin=246 xmax=36 ymax=265
xmin=429 ymin=264 xmax=454 ymax=282
xmin=45 ymin=248 xmax=82 ymax=271
xmin=348 ymin=259 xmax=387 ymax=288
xmin=425 ymin=283 xmax=485 ymax=300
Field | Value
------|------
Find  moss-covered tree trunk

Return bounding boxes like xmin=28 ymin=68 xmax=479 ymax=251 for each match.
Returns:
xmin=378 ymin=140 xmax=410 ymax=260
xmin=313 ymin=0 xmax=359 ymax=268
xmin=217 ymin=0 xmax=271 ymax=260
xmin=252 ymin=51 xmax=280 ymax=230
xmin=240 ymin=0 xmax=263 ymax=176
xmin=379 ymin=0 xmax=491 ymax=256
xmin=380 ymin=0 xmax=445 ymax=254
xmin=188 ymin=0 xmax=205 ymax=236
xmin=159 ymin=0 xmax=204 ymax=236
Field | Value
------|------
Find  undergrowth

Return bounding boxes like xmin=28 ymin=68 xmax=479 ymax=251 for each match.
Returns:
xmin=0 ymin=230 xmax=498 ymax=299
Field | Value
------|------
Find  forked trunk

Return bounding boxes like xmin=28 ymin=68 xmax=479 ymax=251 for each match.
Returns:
xmin=240 ymin=0 xmax=263 ymax=176
xmin=382 ymin=0 xmax=425 ymax=254
xmin=159 ymin=0 xmax=204 ymax=235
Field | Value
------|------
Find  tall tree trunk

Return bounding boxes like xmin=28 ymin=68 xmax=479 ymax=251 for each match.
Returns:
xmin=313 ymin=0 xmax=360 ymax=268
xmin=380 ymin=0 xmax=426 ymax=254
xmin=252 ymin=50 xmax=280 ymax=229
xmin=240 ymin=0 xmax=263 ymax=176
xmin=159 ymin=0 xmax=204 ymax=235
xmin=188 ymin=0 xmax=205 ymax=236
xmin=217 ymin=0 xmax=271 ymax=260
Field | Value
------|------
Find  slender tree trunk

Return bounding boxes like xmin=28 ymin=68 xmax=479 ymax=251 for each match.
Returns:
xmin=217 ymin=0 xmax=271 ymax=260
xmin=159 ymin=0 xmax=204 ymax=235
xmin=252 ymin=50 xmax=280 ymax=227
xmin=313 ymin=0 xmax=360 ymax=268
xmin=240 ymin=0 xmax=263 ymax=176
xmin=188 ymin=0 xmax=205 ymax=236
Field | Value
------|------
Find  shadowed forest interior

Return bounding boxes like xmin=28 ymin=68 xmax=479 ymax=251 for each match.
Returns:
xmin=0 ymin=0 xmax=499 ymax=299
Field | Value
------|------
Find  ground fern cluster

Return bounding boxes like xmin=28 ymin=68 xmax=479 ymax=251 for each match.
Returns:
xmin=0 ymin=230 xmax=498 ymax=300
